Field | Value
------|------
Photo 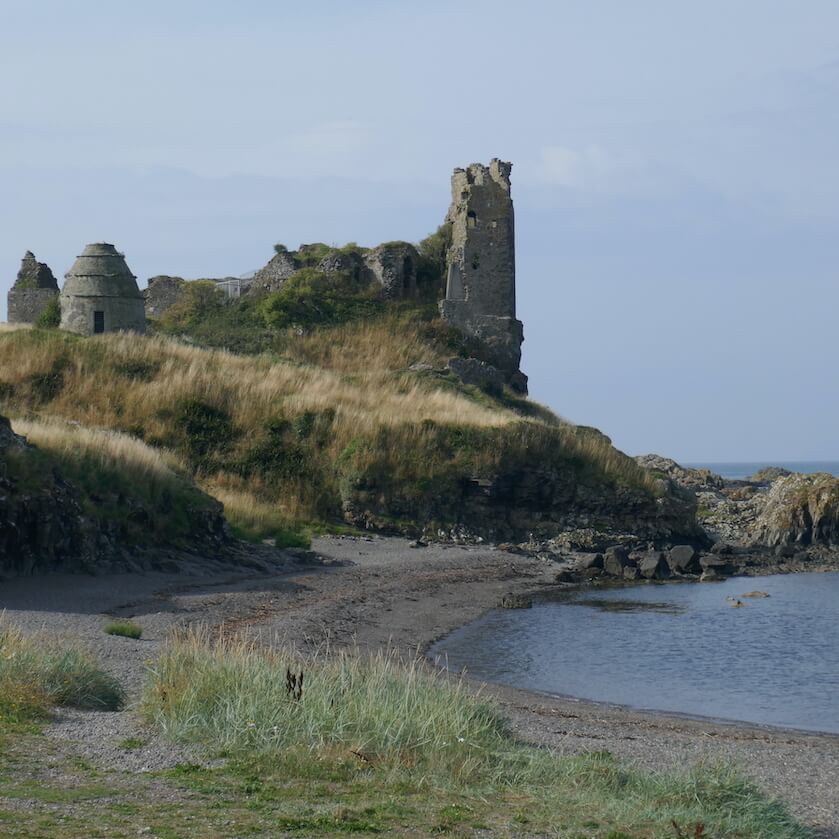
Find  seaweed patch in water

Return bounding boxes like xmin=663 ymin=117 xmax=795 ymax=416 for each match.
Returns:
xmin=571 ymin=598 xmax=686 ymax=614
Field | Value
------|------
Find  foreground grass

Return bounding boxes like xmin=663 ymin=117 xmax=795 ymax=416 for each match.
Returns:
xmin=0 ymin=624 xmax=124 ymax=727
xmin=135 ymin=629 xmax=809 ymax=838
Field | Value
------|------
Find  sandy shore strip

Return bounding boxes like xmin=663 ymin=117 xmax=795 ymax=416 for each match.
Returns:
xmin=1 ymin=534 xmax=837 ymax=835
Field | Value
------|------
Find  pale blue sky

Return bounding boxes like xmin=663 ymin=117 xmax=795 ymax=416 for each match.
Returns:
xmin=2 ymin=1 xmax=838 ymax=461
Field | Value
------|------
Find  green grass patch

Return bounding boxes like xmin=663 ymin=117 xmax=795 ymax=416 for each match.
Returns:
xmin=0 ymin=624 xmax=124 ymax=726
xmin=140 ymin=628 xmax=810 ymax=838
xmin=104 ymin=621 xmax=143 ymax=640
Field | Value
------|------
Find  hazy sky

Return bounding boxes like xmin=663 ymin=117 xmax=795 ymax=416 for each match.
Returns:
xmin=2 ymin=1 xmax=838 ymax=462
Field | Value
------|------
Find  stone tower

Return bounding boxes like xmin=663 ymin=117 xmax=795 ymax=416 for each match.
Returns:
xmin=7 ymin=251 xmax=59 ymax=324
xmin=439 ymin=159 xmax=526 ymax=393
xmin=60 ymin=243 xmax=146 ymax=336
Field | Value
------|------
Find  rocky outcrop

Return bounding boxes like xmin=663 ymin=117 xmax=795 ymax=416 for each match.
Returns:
xmin=339 ymin=439 xmax=701 ymax=546
xmin=750 ymin=466 xmax=793 ymax=483
xmin=7 ymin=251 xmax=60 ymax=324
xmin=0 ymin=415 xmax=91 ymax=575
xmin=635 ymin=454 xmax=724 ymax=490
xmin=446 ymin=357 xmax=506 ymax=392
xmin=637 ymin=453 xmax=839 ymax=553
xmin=0 ymin=414 xmax=229 ymax=577
xmin=751 ymin=473 xmax=839 ymax=547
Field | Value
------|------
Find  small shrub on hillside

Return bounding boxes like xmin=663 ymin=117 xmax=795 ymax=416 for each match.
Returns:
xmin=104 ymin=620 xmax=143 ymax=639
xmin=35 ymin=296 xmax=61 ymax=328
xmin=159 ymin=281 xmax=224 ymax=331
xmin=173 ymin=399 xmax=237 ymax=471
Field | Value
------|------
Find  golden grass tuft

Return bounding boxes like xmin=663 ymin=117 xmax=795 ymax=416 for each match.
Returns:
xmin=11 ymin=417 xmax=184 ymax=489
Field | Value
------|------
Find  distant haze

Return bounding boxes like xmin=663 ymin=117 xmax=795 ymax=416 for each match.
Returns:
xmin=2 ymin=1 xmax=838 ymax=462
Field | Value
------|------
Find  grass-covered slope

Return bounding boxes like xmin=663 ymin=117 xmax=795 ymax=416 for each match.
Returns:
xmin=0 ymin=313 xmax=696 ymax=543
xmin=0 ymin=406 xmax=226 ymax=575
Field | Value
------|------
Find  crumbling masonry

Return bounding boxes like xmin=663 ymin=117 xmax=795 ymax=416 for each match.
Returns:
xmin=7 ymin=251 xmax=59 ymax=324
xmin=439 ymin=159 xmax=527 ymax=393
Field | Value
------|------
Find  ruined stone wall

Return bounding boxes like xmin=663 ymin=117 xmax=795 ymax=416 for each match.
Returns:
xmin=8 ymin=288 xmax=59 ymax=324
xmin=439 ymin=159 xmax=526 ymax=391
xmin=364 ymin=242 xmax=419 ymax=299
xmin=7 ymin=251 xmax=59 ymax=324
xmin=144 ymin=275 xmax=186 ymax=318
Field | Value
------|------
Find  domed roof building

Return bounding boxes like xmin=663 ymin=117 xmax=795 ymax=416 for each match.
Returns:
xmin=60 ymin=243 xmax=146 ymax=335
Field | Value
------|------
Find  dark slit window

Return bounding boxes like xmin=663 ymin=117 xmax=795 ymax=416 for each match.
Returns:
xmin=93 ymin=311 xmax=105 ymax=334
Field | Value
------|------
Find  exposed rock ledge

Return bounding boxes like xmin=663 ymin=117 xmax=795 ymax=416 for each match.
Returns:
xmin=635 ymin=454 xmax=839 ymax=551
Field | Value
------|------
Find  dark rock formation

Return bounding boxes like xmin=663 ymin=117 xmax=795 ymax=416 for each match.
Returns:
xmin=0 ymin=415 xmax=91 ymax=575
xmin=7 ymin=251 xmax=60 ymax=324
xmin=603 ymin=545 xmax=631 ymax=577
xmin=635 ymin=454 xmax=724 ymax=490
xmin=0 ymin=414 xmax=228 ymax=577
xmin=668 ymin=544 xmax=701 ymax=574
xmin=750 ymin=466 xmax=793 ymax=483
xmin=639 ymin=550 xmax=670 ymax=579
xmin=446 ymin=357 xmax=505 ymax=392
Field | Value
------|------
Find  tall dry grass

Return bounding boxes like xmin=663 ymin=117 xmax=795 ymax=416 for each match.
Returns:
xmin=0 ymin=330 xmax=511 ymax=438
xmin=0 ymin=327 xmax=660 ymax=531
xmin=11 ymin=417 xmax=184 ymax=492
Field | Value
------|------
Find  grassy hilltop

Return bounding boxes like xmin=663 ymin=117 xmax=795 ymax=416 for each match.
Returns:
xmin=0 ymin=240 xmax=697 ymax=547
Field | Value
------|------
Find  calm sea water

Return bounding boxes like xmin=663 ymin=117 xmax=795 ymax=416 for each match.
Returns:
xmin=686 ymin=461 xmax=839 ymax=480
xmin=430 ymin=573 xmax=839 ymax=734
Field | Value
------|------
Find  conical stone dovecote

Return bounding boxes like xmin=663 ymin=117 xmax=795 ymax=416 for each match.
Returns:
xmin=60 ymin=243 xmax=146 ymax=335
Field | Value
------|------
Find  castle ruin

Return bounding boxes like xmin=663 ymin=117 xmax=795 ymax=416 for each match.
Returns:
xmin=439 ymin=159 xmax=526 ymax=393
xmin=7 ymin=251 xmax=59 ymax=324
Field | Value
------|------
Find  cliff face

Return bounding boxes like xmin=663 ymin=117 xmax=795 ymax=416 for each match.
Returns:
xmin=0 ymin=415 xmax=91 ymax=575
xmin=0 ymin=414 xmax=228 ymax=577
xmin=339 ymin=425 xmax=700 ymax=545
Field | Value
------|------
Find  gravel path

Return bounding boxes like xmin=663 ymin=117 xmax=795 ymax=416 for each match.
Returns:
xmin=1 ymin=536 xmax=837 ymax=835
